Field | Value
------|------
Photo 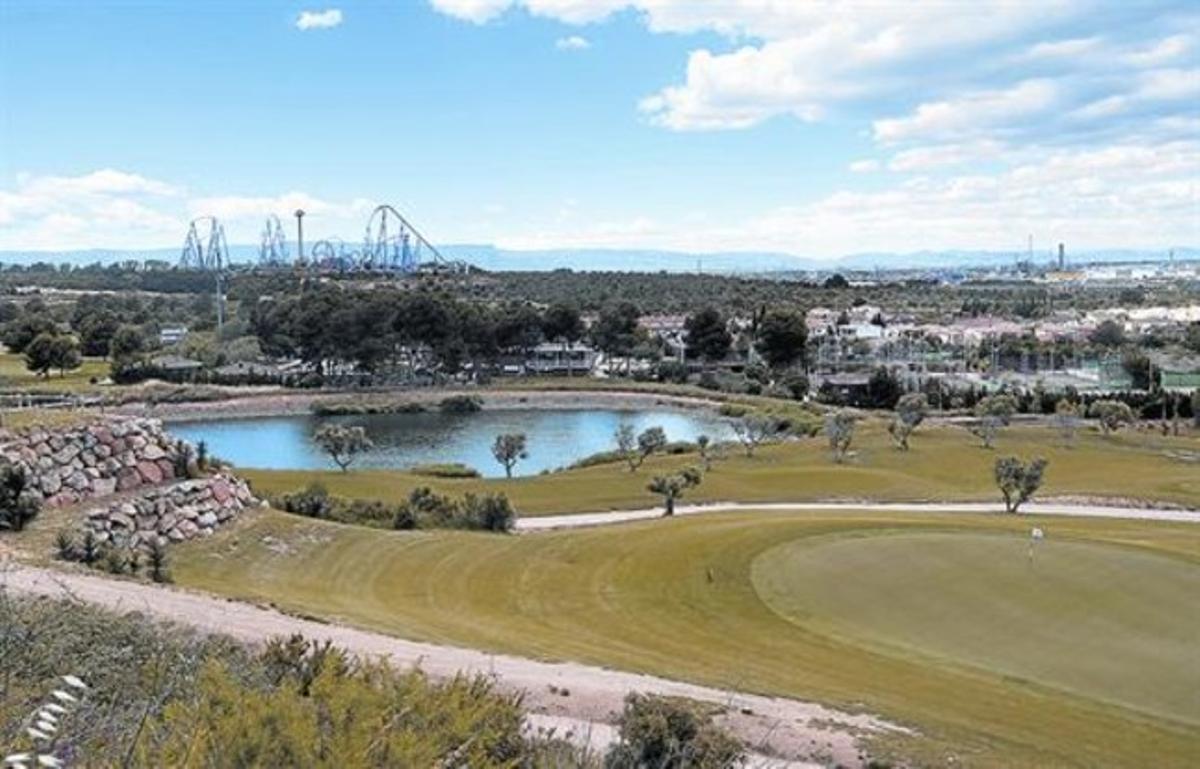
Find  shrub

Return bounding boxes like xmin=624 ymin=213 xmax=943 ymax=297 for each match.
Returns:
xmin=0 ymin=463 xmax=40 ymax=533
xmin=409 ymin=463 xmax=481 ymax=479
xmin=459 ymin=493 xmax=516 ymax=532
xmin=55 ymin=528 xmax=76 ymax=560
xmin=439 ymin=395 xmax=483 ymax=414
xmin=605 ymin=693 xmax=744 ymax=769
xmin=716 ymin=403 xmax=747 ymax=418
xmin=147 ymin=538 xmax=171 ymax=583
xmin=0 ymin=595 xmax=575 ymax=767
xmin=655 ymin=360 xmax=690 ymax=384
xmin=1088 ymin=399 xmax=1136 ymax=434
xmin=275 ymin=482 xmax=335 ymax=519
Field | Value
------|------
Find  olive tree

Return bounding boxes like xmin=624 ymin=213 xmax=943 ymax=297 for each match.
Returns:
xmin=1053 ymin=399 xmax=1081 ymax=446
xmin=1088 ymin=399 xmax=1135 ymax=435
xmin=615 ymin=423 xmax=667 ymax=472
xmin=969 ymin=394 xmax=1017 ymax=449
xmin=824 ymin=410 xmax=856 ymax=463
xmin=490 ymin=433 xmax=528 ymax=478
xmin=887 ymin=393 xmax=928 ymax=451
xmin=994 ymin=456 xmax=1048 ymax=513
xmin=731 ymin=414 xmax=777 ymax=457
xmin=314 ymin=424 xmax=373 ymax=472
xmin=647 ymin=467 xmax=703 ymax=516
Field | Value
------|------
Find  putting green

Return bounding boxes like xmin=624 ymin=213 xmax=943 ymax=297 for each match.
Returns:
xmin=752 ymin=531 xmax=1200 ymax=724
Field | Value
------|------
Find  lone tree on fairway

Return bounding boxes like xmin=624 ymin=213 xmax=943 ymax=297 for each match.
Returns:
xmin=994 ymin=456 xmax=1048 ymax=513
xmin=491 ymin=433 xmax=528 ymax=478
xmin=1088 ymin=399 xmax=1135 ymax=435
xmin=825 ymin=410 xmax=856 ymax=463
xmin=0 ymin=463 xmax=40 ymax=532
xmin=647 ymin=466 xmax=703 ymax=516
xmin=888 ymin=393 xmax=928 ymax=450
xmin=616 ymin=423 xmax=667 ymax=472
xmin=1054 ymin=399 xmax=1081 ymax=445
xmin=731 ymin=414 xmax=776 ymax=457
xmin=314 ymin=424 xmax=373 ymax=472
xmin=970 ymin=394 xmax=1017 ymax=449
xmin=695 ymin=434 xmax=714 ymax=470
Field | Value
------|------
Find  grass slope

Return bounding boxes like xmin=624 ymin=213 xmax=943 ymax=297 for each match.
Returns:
xmin=175 ymin=508 xmax=1200 ymax=768
xmin=240 ymin=422 xmax=1200 ymax=515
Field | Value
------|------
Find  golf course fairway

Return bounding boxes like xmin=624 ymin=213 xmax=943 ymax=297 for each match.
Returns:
xmin=175 ymin=508 xmax=1200 ymax=767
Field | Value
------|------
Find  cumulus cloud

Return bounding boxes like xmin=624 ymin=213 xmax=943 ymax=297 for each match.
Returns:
xmin=873 ymin=80 xmax=1060 ymax=144
xmin=555 ymin=35 xmax=590 ymax=50
xmin=0 ymin=170 xmax=378 ymax=251
xmin=0 ymin=170 xmax=183 ymax=251
xmin=427 ymin=0 xmax=512 ymax=24
xmin=495 ymin=141 xmax=1199 ymax=257
xmin=296 ymin=8 xmax=343 ymax=31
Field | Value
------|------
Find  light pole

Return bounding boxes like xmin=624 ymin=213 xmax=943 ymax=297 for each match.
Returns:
xmin=294 ymin=209 xmax=306 ymax=263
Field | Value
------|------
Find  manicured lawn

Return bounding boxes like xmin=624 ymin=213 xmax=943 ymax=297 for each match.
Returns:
xmin=175 ymin=508 xmax=1200 ymax=767
xmin=0 ymin=353 xmax=108 ymax=392
xmin=239 ymin=422 xmax=1200 ymax=514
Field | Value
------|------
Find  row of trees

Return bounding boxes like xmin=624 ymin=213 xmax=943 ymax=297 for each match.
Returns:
xmin=250 ymin=284 xmax=810 ymax=381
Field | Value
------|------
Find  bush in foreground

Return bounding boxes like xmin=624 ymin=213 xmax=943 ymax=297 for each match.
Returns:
xmin=605 ymin=693 xmax=744 ymax=769
xmin=0 ymin=593 xmax=586 ymax=768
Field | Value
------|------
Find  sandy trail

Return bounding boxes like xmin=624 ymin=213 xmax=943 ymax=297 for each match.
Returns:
xmin=3 ymin=563 xmax=895 ymax=768
xmin=516 ymin=500 xmax=1200 ymax=530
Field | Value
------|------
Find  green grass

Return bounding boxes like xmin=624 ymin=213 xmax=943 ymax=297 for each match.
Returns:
xmin=0 ymin=352 xmax=108 ymax=392
xmin=753 ymin=531 xmax=1200 ymax=723
xmin=174 ymin=508 xmax=1200 ymax=767
xmin=240 ymin=422 xmax=1200 ymax=515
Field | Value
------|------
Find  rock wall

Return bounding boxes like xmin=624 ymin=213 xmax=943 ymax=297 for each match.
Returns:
xmin=85 ymin=474 xmax=257 ymax=548
xmin=0 ymin=417 xmax=186 ymax=507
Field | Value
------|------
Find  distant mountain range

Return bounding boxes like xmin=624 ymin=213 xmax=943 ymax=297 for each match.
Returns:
xmin=0 ymin=244 xmax=1194 ymax=274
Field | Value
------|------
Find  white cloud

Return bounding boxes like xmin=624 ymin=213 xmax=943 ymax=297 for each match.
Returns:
xmin=0 ymin=171 xmax=380 ymax=251
xmin=428 ymin=0 xmax=512 ymax=24
xmin=296 ymin=9 xmax=343 ymax=31
xmin=1123 ymin=33 xmax=1192 ymax=68
xmin=1021 ymin=36 xmax=1104 ymax=60
xmin=0 ymin=170 xmax=183 ymax=251
xmin=873 ymin=80 xmax=1059 ymax=144
xmin=555 ymin=35 xmax=590 ymax=50
xmin=886 ymin=141 xmax=1006 ymax=171
xmin=848 ymin=159 xmax=879 ymax=173
xmin=494 ymin=141 xmax=1199 ymax=257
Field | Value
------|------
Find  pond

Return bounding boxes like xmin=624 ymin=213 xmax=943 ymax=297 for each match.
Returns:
xmin=169 ymin=408 xmax=733 ymax=478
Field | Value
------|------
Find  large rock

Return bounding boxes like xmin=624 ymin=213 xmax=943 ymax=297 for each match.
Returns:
xmin=116 ymin=467 xmax=142 ymax=492
xmin=137 ymin=461 xmax=164 ymax=485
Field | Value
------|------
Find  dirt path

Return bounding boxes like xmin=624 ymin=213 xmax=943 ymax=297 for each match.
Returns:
xmin=516 ymin=500 xmax=1200 ymax=530
xmin=2 ymin=562 xmax=896 ymax=768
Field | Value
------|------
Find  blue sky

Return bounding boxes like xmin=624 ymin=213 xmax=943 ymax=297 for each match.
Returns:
xmin=1 ymin=1 xmax=1197 ymax=258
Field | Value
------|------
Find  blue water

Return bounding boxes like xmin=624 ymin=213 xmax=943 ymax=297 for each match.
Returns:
xmin=169 ymin=408 xmax=732 ymax=478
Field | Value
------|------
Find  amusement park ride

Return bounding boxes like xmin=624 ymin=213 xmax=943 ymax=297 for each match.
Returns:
xmin=179 ymin=204 xmax=468 ymax=275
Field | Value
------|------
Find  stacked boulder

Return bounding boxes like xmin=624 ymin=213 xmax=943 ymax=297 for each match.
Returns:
xmin=84 ymin=473 xmax=257 ymax=548
xmin=0 ymin=417 xmax=185 ymax=507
